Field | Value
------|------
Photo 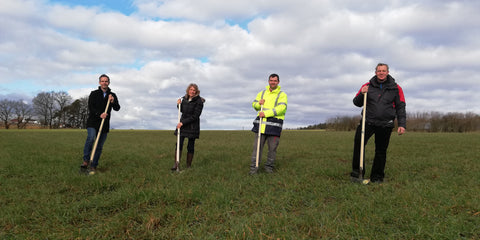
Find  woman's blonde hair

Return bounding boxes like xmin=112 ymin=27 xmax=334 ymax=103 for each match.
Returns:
xmin=185 ymin=83 xmax=200 ymax=97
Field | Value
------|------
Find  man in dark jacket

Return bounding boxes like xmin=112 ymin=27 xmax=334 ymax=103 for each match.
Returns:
xmin=80 ymin=74 xmax=121 ymax=175
xmin=351 ymin=63 xmax=406 ymax=183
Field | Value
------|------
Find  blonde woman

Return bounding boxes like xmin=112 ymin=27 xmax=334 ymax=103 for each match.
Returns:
xmin=172 ymin=83 xmax=205 ymax=171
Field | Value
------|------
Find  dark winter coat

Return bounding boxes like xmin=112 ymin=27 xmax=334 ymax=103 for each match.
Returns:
xmin=353 ymin=75 xmax=406 ymax=128
xmin=86 ymin=87 xmax=121 ymax=133
xmin=174 ymin=95 xmax=204 ymax=139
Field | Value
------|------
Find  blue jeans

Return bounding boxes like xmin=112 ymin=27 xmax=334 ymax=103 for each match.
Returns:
xmin=83 ymin=127 xmax=108 ymax=168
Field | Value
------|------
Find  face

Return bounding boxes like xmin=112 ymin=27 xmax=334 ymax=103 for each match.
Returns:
xmin=99 ymin=76 xmax=110 ymax=90
xmin=188 ymin=86 xmax=197 ymax=97
xmin=375 ymin=65 xmax=389 ymax=82
xmin=269 ymin=76 xmax=279 ymax=90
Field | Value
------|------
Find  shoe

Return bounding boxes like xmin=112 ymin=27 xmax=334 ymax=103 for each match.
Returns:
xmin=350 ymin=176 xmax=365 ymax=183
xmin=171 ymin=165 xmax=180 ymax=171
xmin=351 ymin=177 xmax=370 ymax=185
xmin=265 ymin=168 xmax=274 ymax=174
xmin=79 ymin=165 xmax=88 ymax=174
xmin=350 ymin=176 xmax=361 ymax=183
xmin=370 ymin=178 xmax=384 ymax=183
xmin=88 ymin=167 xmax=96 ymax=175
xmin=172 ymin=150 xmax=181 ymax=171
xmin=249 ymin=169 xmax=258 ymax=175
xmin=79 ymin=161 xmax=89 ymax=174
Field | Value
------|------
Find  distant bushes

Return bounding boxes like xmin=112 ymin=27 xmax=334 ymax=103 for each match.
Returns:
xmin=406 ymin=112 xmax=480 ymax=132
xmin=300 ymin=112 xmax=480 ymax=132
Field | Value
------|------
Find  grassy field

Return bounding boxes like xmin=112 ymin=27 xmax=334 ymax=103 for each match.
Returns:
xmin=0 ymin=129 xmax=479 ymax=239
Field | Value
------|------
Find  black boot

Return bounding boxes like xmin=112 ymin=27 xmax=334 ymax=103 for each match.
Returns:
xmin=171 ymin=150 xmax=182 ymax=171
xmin=186 ymin=153 xmax=194 ymax=168
xmin=79 ymin=160 xmax=89 ymax=174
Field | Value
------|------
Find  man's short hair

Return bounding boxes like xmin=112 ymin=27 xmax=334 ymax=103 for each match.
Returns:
xmin=99 ymin=74 xmax=110 ymax=82
xmin=269 ymin=73 xmax=279 ymax=81
xmin=376 ymin=63 xmax=389 ymax=71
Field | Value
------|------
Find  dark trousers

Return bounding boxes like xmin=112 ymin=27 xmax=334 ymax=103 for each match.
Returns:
xmin=351 ymin=124 xmax=392 ymax=180
xmin=176 ymin=136 xmax=196 ymax=153
xmin=250 ymin=134 xmax=280 ymax=171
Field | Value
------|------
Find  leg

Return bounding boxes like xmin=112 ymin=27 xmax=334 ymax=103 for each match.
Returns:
xmin=370 ymin=127 xmax=393 ymax=182
xmin=90 ymin=132 xmax=108 ymax=169
xmin=265 ymin=135 xmax=280 ymax=173
xmin=80 ymin=128 xmax=97 ymax=173
xmin=172 ymin=136 xmax=185 ymax=170
xmin=175 ymin=135 xmax=186 ymax=152
xmin=82 ymin=127 xmax=97 ymax=163
xmin=250 ymin=134 xmax=266 ymax=173
xmin=351 ymin=124 xmax=374 ymax=178
xmin=186 ymin=138 xmax=196 ymax=168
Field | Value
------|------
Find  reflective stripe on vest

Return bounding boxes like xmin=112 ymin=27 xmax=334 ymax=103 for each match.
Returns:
xmin=253 ymin=119 xmax=283 ymax=128
xmin=261 ymin=90 xmax=285 ymax=116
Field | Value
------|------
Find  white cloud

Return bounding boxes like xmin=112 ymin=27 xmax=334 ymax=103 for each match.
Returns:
xmin=133 ymin=0 xmax=285 ymax=23
xmin=0 ymin=0 xmax=479 ymax=130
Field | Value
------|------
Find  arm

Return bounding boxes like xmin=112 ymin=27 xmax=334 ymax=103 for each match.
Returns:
xmin=100 ymin=93 xmax=120 ymax=119
xmin=252 ymin=91 xmax=263 ymax=111
xmin=395 ymin=85 xmax=407 ymax=133
xmin=353 ymin=83 xmax=369 ymax=107
xmin=110 ymin=93 xmax=121 ymax=111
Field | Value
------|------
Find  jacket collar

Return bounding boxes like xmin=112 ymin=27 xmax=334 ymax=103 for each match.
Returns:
xmin=370 ymin=75 xmax=396 ymax=88
xmin=265 ymin=85 xmax=282 ymax=93
xmin=183 ymin=95 xmax=201 ymax=101
xmin=98 ymin=86 xmax=111 ymax=93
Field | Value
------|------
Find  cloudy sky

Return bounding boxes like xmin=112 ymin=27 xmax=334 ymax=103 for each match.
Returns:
xmin=1 ymin=0 xmax=479 ymax=130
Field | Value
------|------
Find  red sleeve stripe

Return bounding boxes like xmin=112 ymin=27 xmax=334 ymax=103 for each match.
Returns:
xmin=397 ymin=85 xmax=406 ymax=103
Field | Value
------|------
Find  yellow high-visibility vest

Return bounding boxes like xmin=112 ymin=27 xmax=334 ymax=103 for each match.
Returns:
xmin=252 ymin=85 xmax=288 ymax=134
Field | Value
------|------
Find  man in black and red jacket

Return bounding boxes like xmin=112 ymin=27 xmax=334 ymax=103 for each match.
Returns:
xmin=351 ymin=63 xmax=406 ymax=183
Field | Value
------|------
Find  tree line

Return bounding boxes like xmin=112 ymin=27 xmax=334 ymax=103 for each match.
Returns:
xmin=0 ymin=91 xmax=88 ymax=129
xmin=300 ymin=111 xmax=480 ymax=133
xmin=3 ymin=93 xmax=479 ymax=132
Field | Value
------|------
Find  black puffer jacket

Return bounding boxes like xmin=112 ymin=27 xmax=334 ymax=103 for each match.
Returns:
xmin=86 ymin=87 xmax=121 ymax=133
xmin=353 ymin=75 xmax=406 ymax=128
xmin=174 ymin=95 xmax=204 ymax=138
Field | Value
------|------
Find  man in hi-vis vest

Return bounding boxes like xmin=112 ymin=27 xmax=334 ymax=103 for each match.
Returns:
xmin=249 ymin=73 xmax=288 ymax=175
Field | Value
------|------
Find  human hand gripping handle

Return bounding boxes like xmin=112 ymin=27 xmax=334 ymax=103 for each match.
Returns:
xmin=361 ymin=85 xmax=369 ymax=94
xmin=258 ymin=99 xmax=266 ymax=118
xmin=100 ymin=95 xmax=114 ymax=119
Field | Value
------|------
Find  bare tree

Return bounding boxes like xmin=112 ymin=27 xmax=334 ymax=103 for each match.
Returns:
xmin=13 ymin=100 xmax=33 ymax=129
xmin=54 ymin=91 xmax=72 ymax=128
xmin=65 ymin=96 xmax=89 ymax=128
xmin=78 ymin=96 xmax=89 ymax=129
xmin=32 ymin=91 xmax=57 ymax=128
xmin=0 ymin=99 xmax=15 ymax=129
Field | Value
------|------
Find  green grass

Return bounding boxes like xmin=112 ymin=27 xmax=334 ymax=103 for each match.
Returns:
xmin=1 ymin=130 xmax=479 ymax=239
